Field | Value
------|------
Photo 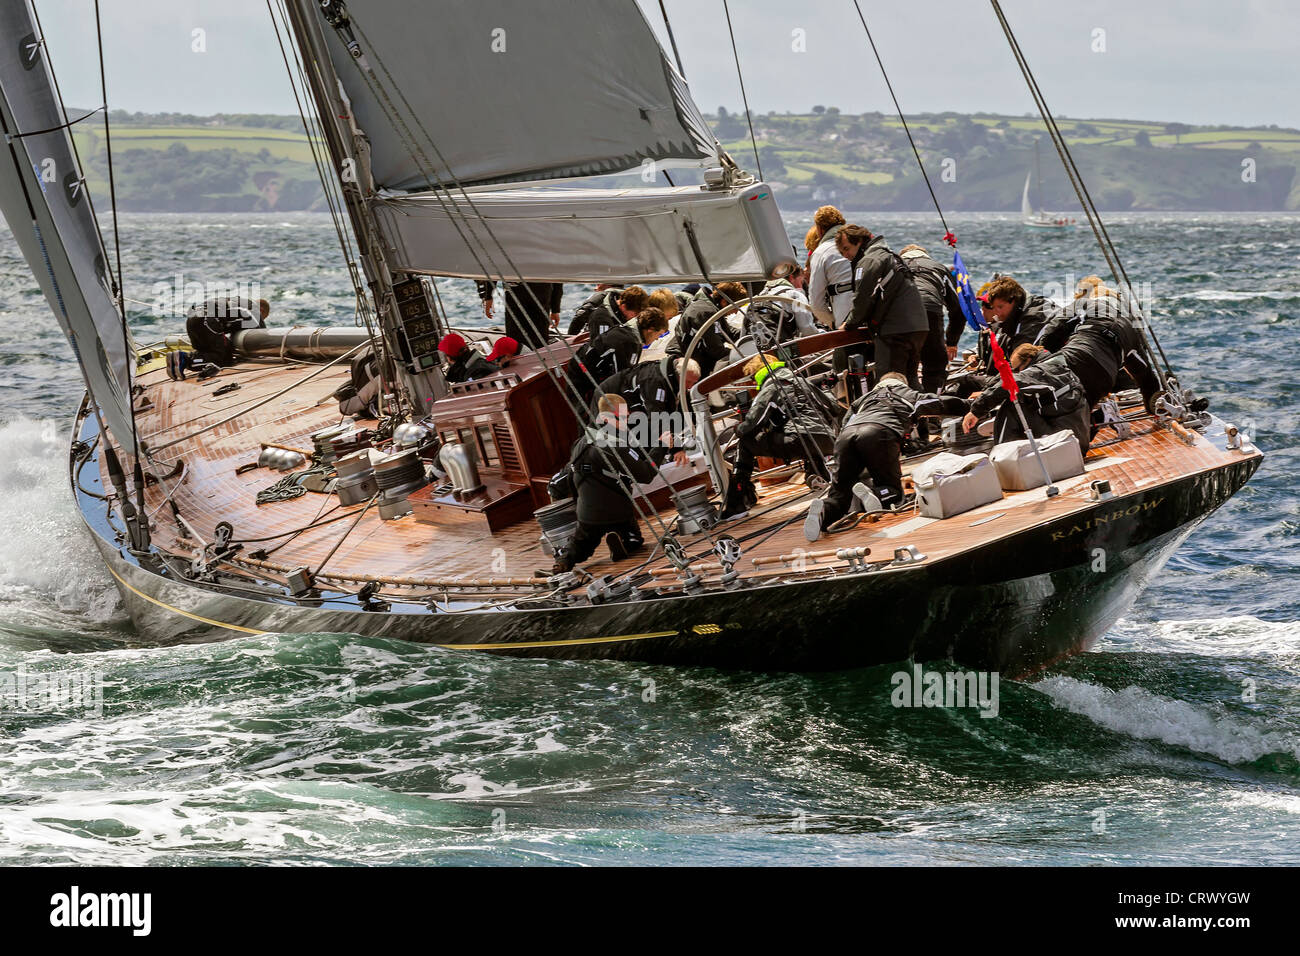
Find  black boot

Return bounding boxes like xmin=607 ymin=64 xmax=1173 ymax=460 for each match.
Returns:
xmin=605 ymin=532 xmax=629 ymax=561
xmin=719 ymin=476 xmax=750 ymax=520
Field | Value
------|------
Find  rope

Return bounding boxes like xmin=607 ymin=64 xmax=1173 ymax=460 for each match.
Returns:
xmin=343 ymin=16 xmax=691 ymax=552
xmin=657 ymin=0 xmax=687 ymax=77
xmin=721 ymin=0 xmax=763 ymax=181
xmin=988 ymin=0 xmax=1173 ymax=383
xmin=5 ymin=105 xmax=103 ymax=138
xmin=149 ymin=340 xmax=364 ymax=451
xmin=850 ymin=0 xmax=951 ymax=243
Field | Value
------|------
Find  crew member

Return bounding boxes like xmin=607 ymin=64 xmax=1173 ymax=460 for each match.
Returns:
xmin=1037 ymin=285 xmax=1160 ymax=408
xmin=805 ymin=372 xmax=967 ymax=541
xmin=565 ymin=285 xmax=648 ymax=339
xmin=597 ymin=356 xmax=700 ymax=465
xmin=438 ymin=333 xmax=498 ymax=383
xmin=552 ymin=393 xmax=660 ymax=572
xmin=170 ymin=296 xmax=270 ymax=379
xmin=720 ymin=354 xmax=839 ymax=519
xmin=806 ymin=205 xmax=854 ymax=328
xmin=982 ymin=276 xmax=1063 ymax=356
xmin=476 ymin=280 xmax=563 ymax=350
xmin=664 ymin=282 xmax=746 ymax=377
xmin=961 ymin=343 xmax=1092 ymax=451
xmin=838 ymin=225 xmax=930 ymax=385
xmin=899 ymin=244 xmax=965 ymax=392
xmin=570 ymin=308 xmax=670 ymax=403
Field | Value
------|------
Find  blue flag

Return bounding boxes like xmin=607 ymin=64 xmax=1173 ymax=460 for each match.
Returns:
xmin=951 ymin=250 xmax=985 ymax=332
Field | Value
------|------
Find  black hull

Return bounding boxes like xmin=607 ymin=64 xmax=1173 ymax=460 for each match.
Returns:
xmin=78 ymin=404 xmax=1260 ymax=677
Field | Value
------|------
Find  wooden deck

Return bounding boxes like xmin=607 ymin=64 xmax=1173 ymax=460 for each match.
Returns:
xmin=119 ymin=355 xmax=1253 ymax=602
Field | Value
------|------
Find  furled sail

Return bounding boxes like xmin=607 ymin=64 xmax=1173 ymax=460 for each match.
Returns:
xmin=374 ymin=183 xmax=796 ymax=283
xmin=306 ymin=0 xmax=719 ymax=192
xmin=0 ymin=1 xmax=135 ymax=446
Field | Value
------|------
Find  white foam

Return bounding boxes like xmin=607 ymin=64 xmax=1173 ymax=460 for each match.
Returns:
xmin=1104 ymin=616 xmax=1300 ymax=662
xmin=0 ymin=417 xmax=120 ymax=621
xmin=1033 ymin=675 xmax=1300 ymax=765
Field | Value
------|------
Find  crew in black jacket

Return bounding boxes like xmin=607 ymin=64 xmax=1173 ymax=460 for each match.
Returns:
xmin=566 ymin=285 xmax=648 ymax=338
xmin=805 ymin=372 xmax=968 ymax=540
xmin=963 ymin=343 xmax=1092 ymax=452
xmin=596 ymin=356 xmax=701 ymax=465
xmin=983 ymin=276 xmax=1063 ymax=361
xmin=900 ymin=244 xmax=966 ymax=392
xmin=664 ymin=282 xmax=747 ymax=377
xmin=437 ymin=333 xmax=500 ymax=383
xmin=476 ymin=280 xmax=563 ymax=350
xmin=720 ymin=354 xmax=839 ymax=519
xmin=568 ymin=308 xmax=670 ymax=403
xmin=836 ymin=225 xmax=930 ymax=385
xmin=552 ymin=394 xmax=660 ymax=572
xmin=1038 ymin=290 xmax=1161 ymax=408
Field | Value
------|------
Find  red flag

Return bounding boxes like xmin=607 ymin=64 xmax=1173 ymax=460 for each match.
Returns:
xmin=989 ymin=333 xmax=1019 ymax=403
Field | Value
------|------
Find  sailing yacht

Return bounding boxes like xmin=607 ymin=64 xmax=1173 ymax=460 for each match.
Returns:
xmin=1022 ymin=139 xmax=1077 ymax=230
xmin=0 ymin=0 xmax=1260 ymax=675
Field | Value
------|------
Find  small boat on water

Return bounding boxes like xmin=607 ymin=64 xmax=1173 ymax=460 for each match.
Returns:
xmin=1022 ymin=139 xmax=1077 ymax=230
xmin=0 ymin=0 xmax=1260 ymax=676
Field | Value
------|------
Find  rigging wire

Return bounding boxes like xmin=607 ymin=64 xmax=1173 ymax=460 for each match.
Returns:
xmin=721 ymin=0 xmax=763 ymax=181
xmin=267 ymin=0 xmax=394 ymax=402
xmin=849 ymin=0 xmax=951 ymax=242
xmin=342 ymin=18 xmax=690 ymax=550
xmin=988 ymin=0 xmax=1174 ymax=382
xmin=657 ymin=0 xmax=687 ymax=78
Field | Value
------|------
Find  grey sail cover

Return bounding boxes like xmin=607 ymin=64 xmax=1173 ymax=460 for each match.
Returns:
xmin=0 ymin=1 xmax=134 ymax=446
xmin=307 ymin=0 xmax=718 ymax=190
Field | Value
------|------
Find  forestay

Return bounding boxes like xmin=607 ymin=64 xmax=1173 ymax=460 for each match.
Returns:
xmin=0 ymin=0 xmax=135 ymax=446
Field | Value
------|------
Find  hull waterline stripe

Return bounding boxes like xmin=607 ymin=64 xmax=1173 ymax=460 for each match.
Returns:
xmin=105 ymin=562 xmax=267 ymax=635
xmin=445 ymin=631 xmax=679 ymax=651
xmin=105 ymin=562 xmax=677 ymax=649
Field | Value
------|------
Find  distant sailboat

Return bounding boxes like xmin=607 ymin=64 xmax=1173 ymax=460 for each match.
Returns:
xmin=1022 ymin=139 xmax=1076 ymax=230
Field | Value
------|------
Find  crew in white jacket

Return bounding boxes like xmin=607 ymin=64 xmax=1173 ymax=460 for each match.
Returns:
xmin=806 ymin=206 xmax=855 ymax=329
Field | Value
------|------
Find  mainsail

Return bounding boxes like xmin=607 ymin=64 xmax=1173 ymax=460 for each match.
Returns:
xmin=308 ymin=0 xmax=719 ymax=192
xmin=1021 ymin=173 xmax=1035 ymax=219
xmin=288 ymin=0 xmax=793 ymax=284
xmin=0 ymin=0 xmax=135 ymax=446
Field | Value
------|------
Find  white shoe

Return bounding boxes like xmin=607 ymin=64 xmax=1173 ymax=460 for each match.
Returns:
xmin=803 ymin=498 xmax=824 ymax=542
xmin=852 ymin=482 xmax=882 ymax=513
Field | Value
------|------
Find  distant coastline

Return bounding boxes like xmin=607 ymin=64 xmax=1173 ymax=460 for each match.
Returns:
xmin=70 ymin=109 xmax=1300 ymax=214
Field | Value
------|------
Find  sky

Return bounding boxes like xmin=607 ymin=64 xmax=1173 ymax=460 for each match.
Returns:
xmin=32 ymin=0 xmax=1297 ymax=129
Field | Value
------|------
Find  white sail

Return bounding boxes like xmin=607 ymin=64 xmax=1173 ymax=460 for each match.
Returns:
xmin=374 ymin=182 xmax=795 ymax=283
xmin=1021 ymin=172 xmax=1034 ymax=219
xmin=304 ymin=0 xmax=719 ymax=192
xmin=0 ymin=1 xmax=134 ymax=446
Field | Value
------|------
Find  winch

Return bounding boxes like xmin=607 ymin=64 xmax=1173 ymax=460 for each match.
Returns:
xmin=335 ymin=449 xmax=379 ymax=506
xmin=534 ymin=498 xmax=578 ymax=557
xmin=673 ymin=484 xmax=718 ymax=535
xmin=372 ymin=447 xmax=428 ymax=520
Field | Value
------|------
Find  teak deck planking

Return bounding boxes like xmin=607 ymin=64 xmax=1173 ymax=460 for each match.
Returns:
xmin=117 ymin=357 xmax=1244 ymax=599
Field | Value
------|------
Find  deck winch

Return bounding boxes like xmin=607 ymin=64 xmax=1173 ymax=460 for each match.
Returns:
xmin=372 ymin=448 xmax=428 ymax=520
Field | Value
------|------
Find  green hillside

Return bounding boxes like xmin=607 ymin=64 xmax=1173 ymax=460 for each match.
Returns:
xmin=716 ymin=109 xmax=1300 ymax=211
xmin=64 ymin=109 xmax=1300 ymax=212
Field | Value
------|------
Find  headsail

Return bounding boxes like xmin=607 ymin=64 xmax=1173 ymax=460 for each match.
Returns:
xmin=0 ymin=1 xmax=135 ymax=446
xmin=307 ymin=0 xmax=719 ymax=192
xmin=1021 ymin=172 xmax=1034 ymax=219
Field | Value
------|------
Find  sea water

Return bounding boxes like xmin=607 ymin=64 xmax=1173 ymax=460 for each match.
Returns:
xmin=0 ymin=211 xmax=1295 ymax=865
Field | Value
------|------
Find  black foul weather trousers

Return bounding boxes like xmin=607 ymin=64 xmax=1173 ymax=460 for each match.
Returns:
xmin=824 ymin=422 xmax=902 ymax=527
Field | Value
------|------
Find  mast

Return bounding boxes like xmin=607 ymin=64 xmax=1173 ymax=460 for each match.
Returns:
xmin=1034 ymin=137 xmax=1044 ymax=213
xmin=279 ymin=0 xmax=434 ymax=415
